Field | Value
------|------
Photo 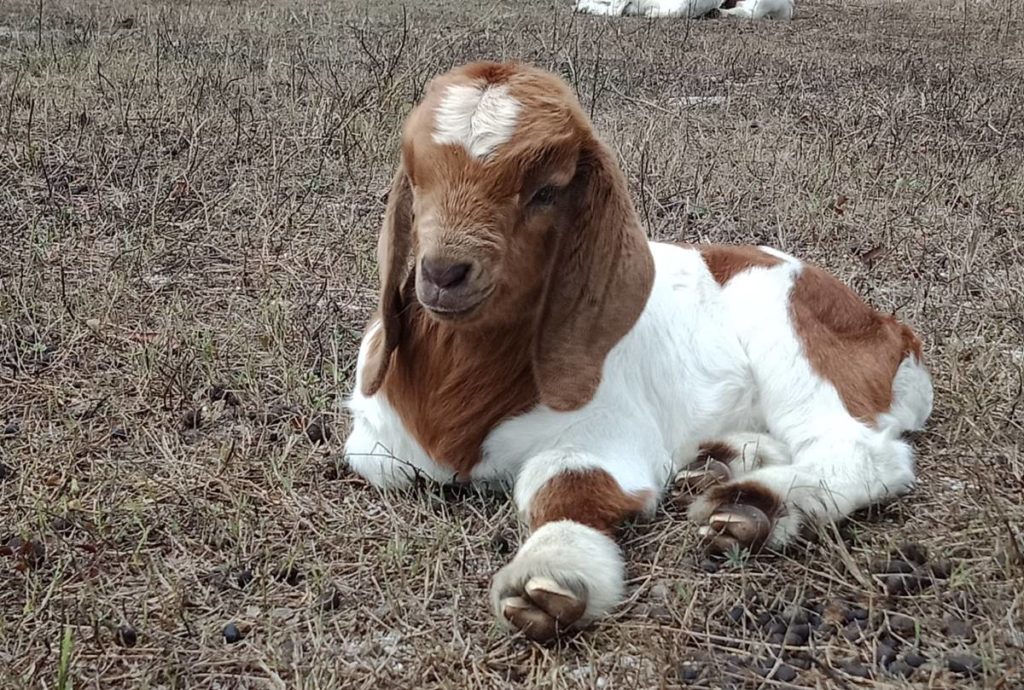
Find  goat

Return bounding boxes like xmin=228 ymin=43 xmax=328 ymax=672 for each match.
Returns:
xmin=344 ymin=62 xmax=932 ymax=641
xmin=575 ymin=0 xmax=795 ymax=20
xmin=718 ymin=0 xmax=795 ymax=21
xmin=574 ymin=0 xmax=724 ymax=18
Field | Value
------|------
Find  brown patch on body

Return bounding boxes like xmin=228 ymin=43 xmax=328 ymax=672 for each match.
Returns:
xmin=790 ymin=265 xmax=923 ymax=423
xmin=529 ymin=469 xmax=652 ymax=534
xmin=720 ymin=0 xmax=741 ymax=8
xmin=699 ymin=245 xmax=782 ymax=285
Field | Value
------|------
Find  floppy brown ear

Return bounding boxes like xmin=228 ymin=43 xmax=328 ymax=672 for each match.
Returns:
xmin=533 ymin=138 xmax=655 ymax=411
xmin=360 ymin=160 xmax=414 ymax=397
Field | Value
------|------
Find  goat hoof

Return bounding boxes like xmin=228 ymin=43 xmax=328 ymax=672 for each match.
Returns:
xmin=500 ymin=576 xmax=587 ymax=642
xmin=700 ymin=503 xmax=773 ymax=554
xmin=674 ymin=458 xmax=731 ymax=499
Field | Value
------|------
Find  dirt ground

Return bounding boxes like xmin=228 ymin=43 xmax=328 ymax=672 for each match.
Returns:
xmin=1 ymin=0 xmax=1022 ymax=687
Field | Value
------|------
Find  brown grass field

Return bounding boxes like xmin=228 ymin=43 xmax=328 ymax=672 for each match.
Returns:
xmin=2 ymin=0 xmax=1023 ymax=687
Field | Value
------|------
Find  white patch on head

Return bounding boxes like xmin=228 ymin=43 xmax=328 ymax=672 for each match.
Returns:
xmin=432 ymin=83 xmax=520 ymax=159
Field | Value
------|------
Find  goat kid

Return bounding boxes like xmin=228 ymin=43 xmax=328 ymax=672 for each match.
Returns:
xmin=575 ymin=0 xmax=795 ymax=20
xmin=718 ymin=0 xmax=795 ymax=21
xmin=344 ymin=62 xmax=932 ymax=642
xmin=574 ymin=0 xmax=723 ymax=18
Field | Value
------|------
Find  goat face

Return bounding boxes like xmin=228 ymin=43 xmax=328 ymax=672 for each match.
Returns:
xmin=398 ymin=63 xmax=587 ymax=325
xmin=363 ymin=62 xmax=654 ymax=412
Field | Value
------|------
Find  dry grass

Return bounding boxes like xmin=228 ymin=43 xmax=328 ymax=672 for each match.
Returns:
xmin=2 ymin=0 xmax=1023 ymax=687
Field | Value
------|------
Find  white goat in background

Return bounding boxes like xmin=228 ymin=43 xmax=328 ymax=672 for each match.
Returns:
xmin=719 ymin=0 xmax=795 ymax=20
xmin=575 ymin=0 xmax=795 ymax=20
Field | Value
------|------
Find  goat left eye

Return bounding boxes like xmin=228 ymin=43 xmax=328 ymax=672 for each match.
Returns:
xmin=529 ymin=185 xmax=557 ymax=207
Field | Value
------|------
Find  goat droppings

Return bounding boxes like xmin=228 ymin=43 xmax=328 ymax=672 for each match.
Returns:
xmin=223 ymin=623 xmax=244 ymax=644
xmin=180 ymin=408 xmax=202 ymax=430
xmin=115 ymin=624 xmax=137 ymax=648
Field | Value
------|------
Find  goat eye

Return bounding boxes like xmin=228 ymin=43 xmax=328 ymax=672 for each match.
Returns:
xmin=529 ymin=185 xmax=557 ymax=207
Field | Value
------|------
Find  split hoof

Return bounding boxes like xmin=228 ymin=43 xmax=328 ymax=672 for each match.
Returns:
xmin=699 ymin=502 xmax=774 ymax=554
xmin=674 ymin=458 xmax=732 ymax=500
xmin=500 ymin=576 xmax=587 ymax=642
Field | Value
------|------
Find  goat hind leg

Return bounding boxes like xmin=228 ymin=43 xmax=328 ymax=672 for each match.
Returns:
xmin=688 ymin=431 xmax=916 ymax=553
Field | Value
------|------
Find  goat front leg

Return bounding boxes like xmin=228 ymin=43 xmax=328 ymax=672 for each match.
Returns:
xmin=490 ymin=450 xmax=659 ymax=641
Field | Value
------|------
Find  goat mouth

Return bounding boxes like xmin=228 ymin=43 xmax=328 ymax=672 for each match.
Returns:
xmin=419 ymin=289 xmax=492 ymax=321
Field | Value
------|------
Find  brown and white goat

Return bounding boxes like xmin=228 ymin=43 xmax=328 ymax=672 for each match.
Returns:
xmin=344 ymin=62 xmax=932 ymax=641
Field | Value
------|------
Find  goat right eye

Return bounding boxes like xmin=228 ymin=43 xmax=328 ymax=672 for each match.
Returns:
xmin=529 ymin=185 xmax=558 ymax=207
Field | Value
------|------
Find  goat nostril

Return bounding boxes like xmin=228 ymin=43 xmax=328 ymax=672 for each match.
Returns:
xmin=441 ymin=262 xmax=470 ymax=288
xmin=421 ymin=258 xmax=471 ymax=289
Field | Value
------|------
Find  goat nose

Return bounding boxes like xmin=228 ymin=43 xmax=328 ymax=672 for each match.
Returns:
xmin=420 ymin=257 xmax=471 ymax=289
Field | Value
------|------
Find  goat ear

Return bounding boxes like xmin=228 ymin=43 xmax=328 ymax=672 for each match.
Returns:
xmin=533 ymin=139 xmax=654 ymax=411
xmin=360 ymin=160 xmax=414 ymax=397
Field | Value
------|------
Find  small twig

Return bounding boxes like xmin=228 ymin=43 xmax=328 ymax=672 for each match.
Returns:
xmin=36 ymin=0 xmax=43 ymax=48
xmin=59 ymin=264 xmax=77 ymax=320
xmin=825 ymin=520 xmax=875 ymax=591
